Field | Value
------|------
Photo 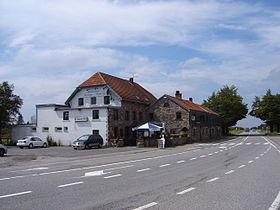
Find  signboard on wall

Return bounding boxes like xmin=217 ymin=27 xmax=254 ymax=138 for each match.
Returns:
xmin=74 ymin=117 xmax=88 ymax=122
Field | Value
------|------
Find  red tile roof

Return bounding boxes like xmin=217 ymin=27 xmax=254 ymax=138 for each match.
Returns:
xmin=79 ymin=72 xmax=156 ymax=105
xmin=170 ymin=96 xmax=218 ymax=115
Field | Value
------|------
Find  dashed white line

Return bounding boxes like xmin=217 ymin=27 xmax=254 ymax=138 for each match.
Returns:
xmin=200 ymin=155 xmax=206 ymax=158
xmin=269 ymin=191 xmax=280 ymax=210
xmin=0 ymin=191 xmax=32 ymax=199
xmin=206 ymin=177 xmax=220 ymax=183
xmin=238 ymin=165 xmax=246 ymax=169
xmin=58 ymin=181 xmax=84 ymax=188
xmin=260 ymin=154 xmax=264 ymax=156
xmin=134 ymin=202 xmax=158 ymax=210
xmin=246 ymin=143 xmax=252 ymax=145
xmin=214 ymin=151 xmax=219 ymax=154
xmin=190 ymin=158 xmax=197 ymax=160
xmin=177 ymin=187 xmax=196 ymax=195
xmin=255 ymin=157 xmax=259 ymax=159
xmin=248 ymin=160 xmax=254 ymax=164
xmin=159 ymin=164 xmax=171 ymax=168
xmin=255 ymin=143 xmax=261 ymax=145
xmin=225 ymin=170 xmax=235 ymax=175
xmin=208 ymin=153 xmax=213 ymax=156
xmin=137 ymin=168 xmax=151 ymax=172
xmin=104 ymin=174 xmax=122 ymax=179
xmin=176 ymin=160 xmax=185 ymax=164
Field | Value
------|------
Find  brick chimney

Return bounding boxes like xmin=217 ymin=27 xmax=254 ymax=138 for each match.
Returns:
xmin=175 ymin=90 xmax=182 ymax=99
xmin=189 ymin=97 xmax=193 ymax=102
xmin=129 ymin=78 xmax=134 ymax=83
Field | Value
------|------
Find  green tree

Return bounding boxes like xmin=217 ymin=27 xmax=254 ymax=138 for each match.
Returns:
xmin=0 ymin=82 xmax=23 ymax=139
xmin=250 ymin=90 xmax=280 ymax=132
xmin=203 ymin=85 xmax=248 ymax=135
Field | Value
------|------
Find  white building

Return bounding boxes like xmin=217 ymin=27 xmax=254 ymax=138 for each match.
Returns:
xmin=35 ymin=72 xmax=156 ymax=146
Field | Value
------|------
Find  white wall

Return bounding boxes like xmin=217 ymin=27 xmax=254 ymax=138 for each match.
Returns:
xmin=36 ymin=106 xmax=108 ymax=146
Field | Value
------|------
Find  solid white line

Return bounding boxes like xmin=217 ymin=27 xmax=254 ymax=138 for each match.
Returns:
xmin=104 ymin=174 xmax=122 ymax=179
xmin=248 ymin=160 xmax=254 ymax=163
xmin=58 ymin=181 xmax=84 ymax=188
xmin=238 ymin=165 xmax=246 ymax=168
xmin=176 ymin=160 xmax=185 ymax=163
xmin=269 ymin=191 xmax=280 ymax=210
xmin=190 ymin=157 xmax=197 ymax=160
xmin=0 ymin=191 xmax=32 ymax=199
xmin=177 ymin=187 xmax=196 ymax=195
xmin=134 ymin=202 xmax=158 ymax=210
xmin=159 ymin=164 xmax=171 ymax=168
xmin=137 ymin=168 xmax=151 ymax=172
xmin=206 ymin=177 xmax=220 ymax=183
xmin=263 ymin=137 xmax=280 ymax=153
xmin=225 ymin=170 xmax=235 ymax=175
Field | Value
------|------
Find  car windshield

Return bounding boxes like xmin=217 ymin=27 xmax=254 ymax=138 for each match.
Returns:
xmin=77 ymin=135 xmax=90 ymax=141
xmin=22 ymin=137 xmax=29 ymax=140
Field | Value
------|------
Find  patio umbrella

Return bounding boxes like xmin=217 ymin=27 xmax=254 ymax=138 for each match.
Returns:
xmin=132 ymin=122 xmax=164 ymax=132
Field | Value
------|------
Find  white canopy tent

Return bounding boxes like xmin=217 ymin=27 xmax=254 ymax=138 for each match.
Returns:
xmin=132 ymin=122 xmax=164 ymax=132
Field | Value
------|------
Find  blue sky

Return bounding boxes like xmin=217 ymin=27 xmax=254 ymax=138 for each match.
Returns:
xmin=1 ymin=0 xmax=280 ymax=127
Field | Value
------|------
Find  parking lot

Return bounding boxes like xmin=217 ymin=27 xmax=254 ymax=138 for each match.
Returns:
xmin=0 ymin=145 xmax=158 ymax=168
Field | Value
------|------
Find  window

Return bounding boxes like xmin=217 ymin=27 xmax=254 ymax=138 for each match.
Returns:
xmin=139 ymin=112 xmax=143 ymax=121
xmin=64 ymin=127 xmax=68 ymax=132
xmin=170 ymin=129 xmax=176 ymax=134
xmin=132 ymin=111 xmax=136 ymax=120
xmin=164 ymin=103 xmax=170 ymax=107
xmin=42 ymin=127 xmax=49 ymax=132
xmin=125 ymin=111 xmax=130 ymax=121
xmin=78 ymin=98 xmax=84 ymax=106
xmin=176 ymin=112 xmax=182 ymax=120
xmin=55 ymin=127 xmax=62 ymax=132
xmin=92 ymin=110 xmax=99 ymax=119
xmin=63 ymin=111 xmax=69 ymax=120
xmin=92 ymin=130 xmax=99 ymax=134
xmin=113 ymin=109 xmax=119 ymax=120
xmin=31 ymin=127 xmax=36 ymax=132
xmin=104 ymin=96 xmax=110 ymax=104
xmin=91 ymin=97 xmax=97 ymax=105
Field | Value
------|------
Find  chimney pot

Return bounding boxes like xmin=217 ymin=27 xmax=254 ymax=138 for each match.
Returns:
xmin=129 ymin=78 xmax=134 ymax=83
xmin=175 ymin=90 xmax=182 ymax=99
xmin=189 ymin=97 xmax=193 ymax=102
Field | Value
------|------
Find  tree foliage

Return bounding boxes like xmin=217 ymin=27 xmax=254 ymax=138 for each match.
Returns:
xmin=250 ymin=90 xmax=280 ymax=132
xmin=0 ymin=81 xmax=23 ymax=137
xmin=203 ymin=85 xmax=248 ymax=134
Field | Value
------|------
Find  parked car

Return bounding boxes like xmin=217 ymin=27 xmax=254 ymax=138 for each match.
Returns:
xmin=0 ymin=144 xmax=8 ymax=157
xmin=17 ymin=136 xmax=48 ymax=149
xmin=72 ymin=134 xmax=103 ymax=150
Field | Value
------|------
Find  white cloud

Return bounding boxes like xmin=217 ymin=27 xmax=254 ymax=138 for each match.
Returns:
xmin=179 ymin=57 xmax=205 ymax=67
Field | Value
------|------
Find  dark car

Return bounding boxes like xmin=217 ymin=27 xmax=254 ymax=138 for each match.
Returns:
xmin=72 ymin=134 xmax=103 ymax=150
xmin=0 ymin=144 xmax=8 ymax=157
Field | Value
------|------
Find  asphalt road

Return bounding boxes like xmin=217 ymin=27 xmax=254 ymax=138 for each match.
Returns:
xmin=0 ymin=135 xmax=279 ymax=210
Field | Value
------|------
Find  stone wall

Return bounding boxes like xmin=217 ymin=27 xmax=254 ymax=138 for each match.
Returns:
xmin=108 ymin=101 xmax=149 ymax=146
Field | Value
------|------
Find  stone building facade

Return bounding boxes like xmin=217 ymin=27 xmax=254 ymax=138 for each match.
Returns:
xmin=148 ymin=91 xmax=222 ymax=141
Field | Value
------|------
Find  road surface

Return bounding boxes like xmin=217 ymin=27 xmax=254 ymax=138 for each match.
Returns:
xmin=0 ymin=135 xmax=279 ymax=210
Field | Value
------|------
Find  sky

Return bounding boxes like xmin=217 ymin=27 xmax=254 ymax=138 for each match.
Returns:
xmin=1 ymin=0 xmax=280 ymax=127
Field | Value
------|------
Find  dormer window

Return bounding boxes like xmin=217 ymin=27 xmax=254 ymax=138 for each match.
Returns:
xmin=104 ymin=96 xmax=110 ymax=104
xmin=78 ymin=98 xmax=84 ymax=106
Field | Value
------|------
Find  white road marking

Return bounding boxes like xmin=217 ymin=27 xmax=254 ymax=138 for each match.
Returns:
xmin=200 ymin=155 xmax=206 ymax=158
xmin=190 ymin=158 xmax=197 ymax=160
xmin=225 ymin=170 xmax=235 ymax=175
xmin=246 ymin=143 xmax=252 ymax=145
xmin=176 ymin=160 xmax=185 ymax=163
xmin=206 ymin=177 xmax=220 ymax=183
xmin=134 ymin=202 xmax=158 ymax=210
xmin=208 ymin=153 xmax=213 ymax=156
xmin=177 ymin=187 xmax=196 ymax=195
xmin=264 ymin=142 xmax=269 ymax=145
xmin=10 ymin=167 xmax=49 ymax=172
xmin=58 ymin=181 xmax=84 ymax=188
xmin=104 ymin=174 xmax=122 ymax=179
xmin=260 ymin=154 xmax=264 ymax=156
xmin=238 ymin=165 xmax=246 ymax=168
xmin=137 ymin=168 xmax=151 ymax=172
xmin=85 ymin=170 xmax=107 ymax=177
xmin=214 ymin=151 xmax=219 ymax=154
xmin=219 ymin=150 xmax=224 ymax=152
xmin=159 ymin=164 xmax=171 ymax=168
xmin=255 ymin=143 xmax=261 ymax=145
xmin=0 ymin=191 xmax=32 ymax=199
xmin=269 ymin=191 xmax=280 ymax=210
xmin=263 ymin=137 xmax=280 ymax=153
xmin=255 ymin=157 xmax=259 ymax=159
xmin=248 ymin=160 xmax=254 ymax=163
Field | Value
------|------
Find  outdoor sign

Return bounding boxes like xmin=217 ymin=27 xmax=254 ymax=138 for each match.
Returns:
xmin=74 ymin=117 xmax=88 ymax=122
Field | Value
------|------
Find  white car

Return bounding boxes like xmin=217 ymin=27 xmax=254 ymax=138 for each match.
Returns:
xmin=17 ymin=136 xmax=48 ymax=149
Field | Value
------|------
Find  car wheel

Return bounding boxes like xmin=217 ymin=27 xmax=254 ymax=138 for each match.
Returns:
xmin=98 ymin=143 xmax=102 ymax=148
xmin=19 ymin=146 xmax=23 ymax=149
xmin=28 ymin=143 xmax=33 ymax=149
xmin=84 ymin=144 xmax=89 ymax=150
xmin=0 ymin=149 xmax=4 ymax=157
xmin=42 ymin=143 xmax=47 ymax=148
